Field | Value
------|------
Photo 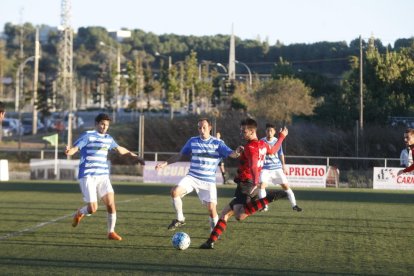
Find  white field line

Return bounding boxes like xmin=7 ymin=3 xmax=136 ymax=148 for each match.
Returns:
xmin=0 ymin=197 xmax=140 ymax=241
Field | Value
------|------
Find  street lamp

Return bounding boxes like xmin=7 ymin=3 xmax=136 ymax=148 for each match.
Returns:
xmin=15 ymin=56 xmax=35 ymax=112
xmin=215 ymin=63 xmax=228 ymax=74
xmin=155 ymin=52 xmax=172 ymax=69
xmin=100 ymin=41 xmax=121 ymax=122
xmin=235 ymin=60 xmax=252 ymax=88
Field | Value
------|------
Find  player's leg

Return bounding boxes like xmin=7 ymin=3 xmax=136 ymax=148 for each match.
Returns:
xmin=200 ymin=204 xmax=233 ymax=249
xmin=280 ymin=183 xmax=302 ymax=212
xmin=72 ymin=177 xmax=98 ymax=227
xmin=101 ymin=192 xmax=121 ymax=240
xmin=196 ymin=179 xmax=219 ymax=232
xmin=243 ymin=189 xmax=288 ymax=216
xmin=168 ymin=176 xmax=193 ymax=230
xmin=258 ymin=183 xmax=268 ymax=211
xmin=259 ymin=170 xmax=275 ymax=211
xmin=99 ymin=177 xmax=121 ymax=240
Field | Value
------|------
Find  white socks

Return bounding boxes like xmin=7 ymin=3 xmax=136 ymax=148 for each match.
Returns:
xmin=172 ymin=197 xmax=185 ymax=222
xmin=107 ymin=212 xmax=117 ymax=233
xmin=209 ymin=215 xmax=219 ymax=232
xmin=259 ymin=189 xmax=267 ymax=199
xmin=286 ymin=188 xmax=297 ymax=207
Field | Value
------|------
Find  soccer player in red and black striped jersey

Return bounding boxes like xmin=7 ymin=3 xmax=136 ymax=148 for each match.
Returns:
xmin=200 ymin=118 xmax=289 ymax=249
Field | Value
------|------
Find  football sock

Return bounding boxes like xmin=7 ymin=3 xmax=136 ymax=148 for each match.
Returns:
xmin=172 ymin=197 xmax=185 ymax=221
xmin=259 ymin=188 xmax=267 ymax=199
xmin=209 ymin=218 xmax=227 ymax=242
xmin=107 ymin=212 xmax=117 ymax=233
xmin=79 ymin=205 xmax=89 ymax=215
xmin=244 ymin=198 xmax=269 ymax=215
xmin=286 ymin=188 xmax=297 ymax=207
xmin=209 ymin=215 xmax=219 ymax=232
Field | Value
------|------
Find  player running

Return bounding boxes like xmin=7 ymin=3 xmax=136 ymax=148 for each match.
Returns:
xmin=66 ymin=113 xmax=145 ymax=241
xmin=200 ymin=118 xmax=289 ymax=249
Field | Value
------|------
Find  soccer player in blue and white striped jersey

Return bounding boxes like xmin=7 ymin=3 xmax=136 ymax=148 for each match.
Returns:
xmin=65 ymin=113 xmax=145 ymax=241
xmin=259 ymin=123 xmax=302 ymax=212
xmin=155 ymin=118 xmax=243 ymax=232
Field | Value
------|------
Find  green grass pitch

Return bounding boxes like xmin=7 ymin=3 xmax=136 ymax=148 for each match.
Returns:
xmin=0 ymin=181 xmax=413 ymax=275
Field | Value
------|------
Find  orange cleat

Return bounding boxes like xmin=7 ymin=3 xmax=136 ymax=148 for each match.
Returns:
xmin=72 ymin=209 xmax=85 ymax=227
xmin=108 ymin=232 xmax=123 ymax=241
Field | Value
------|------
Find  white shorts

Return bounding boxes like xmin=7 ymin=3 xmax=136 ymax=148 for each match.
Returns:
xmin=177 ymin=175 xmax=217 ymax=205
xmin=79 ymin=175 xmax=114 ymax=203
xmin=260 ymin=169 xmax=288 ymax=185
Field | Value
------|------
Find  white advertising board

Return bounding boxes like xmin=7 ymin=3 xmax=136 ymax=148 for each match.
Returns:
xmin=285 ymin=165 xmax=327 ymax=188
xmin=144 ymin=162 xmax=327 ymax=188
xmin=373 ymin=167 xmax=414 ymax=190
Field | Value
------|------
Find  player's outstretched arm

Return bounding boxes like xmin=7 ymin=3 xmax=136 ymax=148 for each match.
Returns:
xmin=116 ymin=146 xmax=146 ymax=165
xmin=65 ymin=145 xmax=78 ymax=156
xmin=229 ymin=145 xmax=244 ymax=158
xmin=267 ymin=127 xmax=288 ymax=155
xmin=155 ymin=153 xmax=183 ymax=170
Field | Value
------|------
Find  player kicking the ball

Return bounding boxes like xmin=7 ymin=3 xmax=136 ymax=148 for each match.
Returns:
xmin=155 ymin=118 xmax=242 ymax=233
xmin=65 ymin=113 xmax=145 ymax=240
xmin=200 ymin=118 xmax=289 ymax=249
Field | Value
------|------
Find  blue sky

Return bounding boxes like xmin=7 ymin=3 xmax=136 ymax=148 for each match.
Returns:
xmin=1 ymin=0 xmax=413 ymax=45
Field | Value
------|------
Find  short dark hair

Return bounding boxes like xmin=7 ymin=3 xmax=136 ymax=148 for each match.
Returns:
xmin=265 ymin=123 xmax=276 ymax=129
xmin=95 ymin=113 xmax=111 ymax=123
xmin=405 ymin=128 xmax=414 ymax=136
xmin=198 ymin=118 xmax=211 ymax=126
xmin=241 ymin=118 xmax=257 ymax=130
xmin=0 ymin=101 xmax=5 ymax=113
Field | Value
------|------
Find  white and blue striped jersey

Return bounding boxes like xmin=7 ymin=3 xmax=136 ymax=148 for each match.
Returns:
xmin=74 ymin=130 xmax=119 ymax=178
xmin=261 ymin=137 xmax=284 ymax=170
xmin=180 ymin=136 xmax=233 ymax=184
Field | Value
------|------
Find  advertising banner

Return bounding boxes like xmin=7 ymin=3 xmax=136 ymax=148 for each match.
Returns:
xmin=143 ymin=161 xmax=223 ymax=184
xmin=285 ymin=165 xmax=327 ymax=188
xmin=144 ymin=161 xmax=327 ymax=187
xmin=373 ymin=167 xmax=414 ymax=190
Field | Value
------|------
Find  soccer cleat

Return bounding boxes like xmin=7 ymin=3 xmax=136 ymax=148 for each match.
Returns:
xmin=199 ymin=240 xmax=214 ymax=249
xmin=266 ymin=190 xmax=288 ymax=203
xmin=293 ymin=205 xmax=303 ymax=212
xmin=72 ymin=209 xmax=85 ymax=227
xmin=167 ymin=219 xmax=186 ymax=230
xmin=108 ymin=232 xmax=123 ymax=241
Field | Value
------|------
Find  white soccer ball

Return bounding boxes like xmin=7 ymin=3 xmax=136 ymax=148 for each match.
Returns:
xmin=171 ymin=232 xmax=191 ymax=250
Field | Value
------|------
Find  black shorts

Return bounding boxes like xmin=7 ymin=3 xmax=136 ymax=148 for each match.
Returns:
xmin=230 ymin=179 xmax=258 ymax=206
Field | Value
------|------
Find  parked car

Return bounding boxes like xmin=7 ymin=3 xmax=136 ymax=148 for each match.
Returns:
xmin=8 ymin=118 xmax=24 ymax=136
xmin=2 ymin=119 xmax=17 ymax=137
xmin=21 ymin=118 xmax=45 ymax=135
xmin=49 ymin=113 xmax=84 ymax=132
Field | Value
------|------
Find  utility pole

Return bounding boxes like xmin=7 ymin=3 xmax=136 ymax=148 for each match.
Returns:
xmin=359 ymin=35 xmax=363 ymax=132
xmin=228 ymin=25 xmax=236 ymax=81
xmin=32 ymin=28 xmax=40 ymax=135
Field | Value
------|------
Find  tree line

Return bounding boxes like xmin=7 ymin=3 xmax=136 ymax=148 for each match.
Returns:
xmin=0 ymin=22 xmax=413 ymax=129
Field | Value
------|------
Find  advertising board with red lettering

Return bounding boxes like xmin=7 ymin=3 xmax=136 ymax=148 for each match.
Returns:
xmin=373 ymin=167 xmax=414 ymax=190
xmin=285 ymin=165 xmax=327 ymax=188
